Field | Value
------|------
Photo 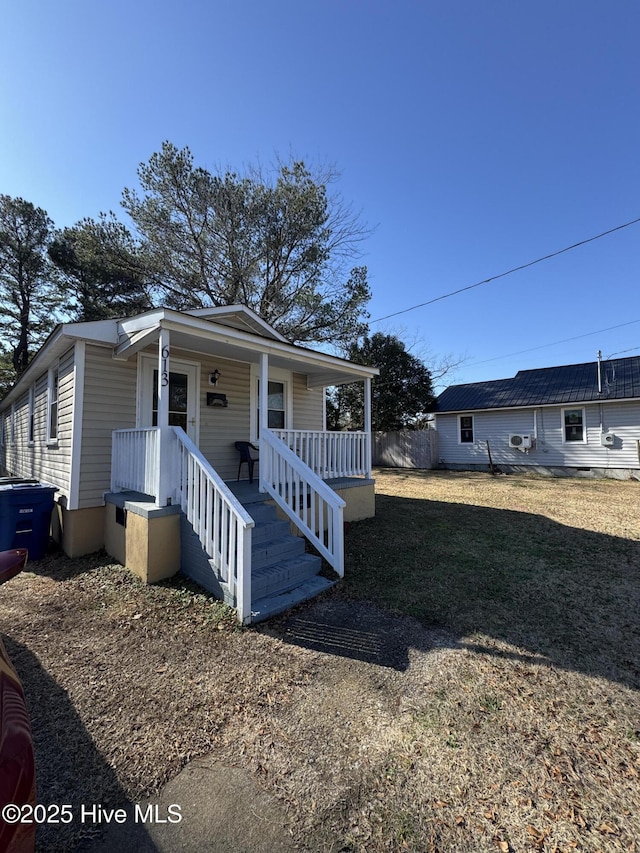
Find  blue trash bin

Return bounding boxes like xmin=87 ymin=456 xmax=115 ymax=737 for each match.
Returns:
xmin=0 ymin=483 xmax=58 ymax=560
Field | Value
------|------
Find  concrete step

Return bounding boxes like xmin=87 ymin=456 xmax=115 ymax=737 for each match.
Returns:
xmin=251 ymin=534 xmax=305 ymax=570
xmin=251 ymin=517 xmax=291 ymax=546
xmin=251 ymin=552 xmax=322 ymax=600
xmin=246 ymin=502 xmax=279 ymax=524
xmin=251 ymin=576 xmax=336 ymax=623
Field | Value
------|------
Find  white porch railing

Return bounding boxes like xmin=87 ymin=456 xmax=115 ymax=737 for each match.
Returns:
xmin=172 ymin=428 xmax=254 ymax=624
xmin=273 ymin=429 xmax=370 ymax=479
xmin=261 ymin=429 xmax=346 ymax=576
xmin=111 ymin=427 xmax=160 ymax=497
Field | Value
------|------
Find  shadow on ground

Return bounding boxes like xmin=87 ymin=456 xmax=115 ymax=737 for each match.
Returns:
xmin=266 ymin=596 xmax=452 ymax=671
xmin=272 ymin=492 xmax=640 ymax=690
xmin=3 ymin=637 xmax=156 ymax=853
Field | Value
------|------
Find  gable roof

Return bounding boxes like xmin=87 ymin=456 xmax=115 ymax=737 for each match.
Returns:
xmin=183 ymin=305 xmax=288 ymax=342
xmin=436 ymin=355 xmax=640 ymax=413
xmin=0 ymin=306 xmax=378 ymax=409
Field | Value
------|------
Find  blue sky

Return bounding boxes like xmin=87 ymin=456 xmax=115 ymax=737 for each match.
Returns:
xmin=1 ymin=1 xmax=639 ymax=389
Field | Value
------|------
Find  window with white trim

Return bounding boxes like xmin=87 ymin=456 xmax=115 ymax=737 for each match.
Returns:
xmin=258 ymin=380 xmax=286 ymax=432
xmin=562 ymin=407 xmax=586 ymax=443
xmin=458 ymin=414 xmax=474 ymax=443
xmin=10 ymin=403 xmax=15 ymax=446
xmin=47 ymin=367 xmax=59 ymax=443
xmin=28 ymin=385 xmax=35 ymax=444
xmin=250 ymin=365 xmax=292 ymax=441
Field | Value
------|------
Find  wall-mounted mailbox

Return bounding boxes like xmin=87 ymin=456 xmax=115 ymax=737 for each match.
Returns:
xmin=207 ymin=392 xmax=228 ymax=407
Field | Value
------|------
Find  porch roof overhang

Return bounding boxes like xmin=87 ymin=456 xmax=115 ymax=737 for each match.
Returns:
xmin=116 ymin=309 xmax=379 ymax=388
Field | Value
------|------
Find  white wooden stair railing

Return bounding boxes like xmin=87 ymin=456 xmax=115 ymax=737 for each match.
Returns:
xmin=261 ymin=429 xmax=346 ymax=576
xmin=172 ymin=427 xmax=255 ymax=623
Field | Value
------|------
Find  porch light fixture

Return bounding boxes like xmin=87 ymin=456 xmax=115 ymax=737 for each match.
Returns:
xmin=209 ymin=369 xmax=221 ymax=387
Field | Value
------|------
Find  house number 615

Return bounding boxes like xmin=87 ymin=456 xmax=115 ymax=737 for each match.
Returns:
xmin=161 ymin=345 xmax=170 ymax=387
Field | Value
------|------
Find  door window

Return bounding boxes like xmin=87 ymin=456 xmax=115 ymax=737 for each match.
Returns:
xmin=138 ymin=354 xmax=199 ymax=442
xmin=152 ymin=370 xmax=189 ymax=430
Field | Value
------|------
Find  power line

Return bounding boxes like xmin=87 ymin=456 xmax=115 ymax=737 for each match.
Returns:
xmin=607 ymin=345 xmax=640 ymax=358
xmin=370 ymin=215 xmax=640 ymax=324
xmin=466 ymin=318 xmax=640 ymax=367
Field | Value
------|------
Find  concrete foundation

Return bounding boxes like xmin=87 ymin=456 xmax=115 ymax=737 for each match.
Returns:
xmin=104 ymin=493 xmax=181 ymax=583
xmin=51 ymin=503 xmax=106 ymax=557
xmin=439 ymin=462 xmax=640 ymax=480
xmin=329 ymin=477 xmax=376 ymax=522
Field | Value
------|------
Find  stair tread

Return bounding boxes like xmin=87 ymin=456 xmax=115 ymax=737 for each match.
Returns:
xmin=251 ymin=518 xmax=290 ymax=542
xmin=251 ymin=576 xmax=335 ymax=622
xmin=252 ymin=532 xmax=304 ymax=552
xmin=252 ymin=552 xmax=321 ymax=578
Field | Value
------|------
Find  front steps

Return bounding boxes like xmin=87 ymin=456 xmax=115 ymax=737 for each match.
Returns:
xmin=241 ymin=493 xmax=334 ymax=622
xmin=180 ymin=485 xmax=335 ymax=623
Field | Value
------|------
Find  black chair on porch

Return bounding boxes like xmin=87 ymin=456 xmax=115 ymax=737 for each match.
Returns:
xmin=235 ymin=441 xmax=259 ymax=484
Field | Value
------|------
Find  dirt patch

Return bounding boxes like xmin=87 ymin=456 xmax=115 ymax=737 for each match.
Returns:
xmin=1 ymin=470 xmax=639 ymax=852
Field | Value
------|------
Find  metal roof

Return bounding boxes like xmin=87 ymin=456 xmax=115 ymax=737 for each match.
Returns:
xmin=435 ymin=356 xmax=640 ymax=413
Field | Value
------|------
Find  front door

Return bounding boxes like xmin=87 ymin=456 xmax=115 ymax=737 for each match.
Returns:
xmin=138 ymin=355 xmax=200 ymax=443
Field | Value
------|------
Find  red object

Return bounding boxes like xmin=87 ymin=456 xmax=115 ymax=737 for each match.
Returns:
xmin=0 ymin=549 xmax=36 ymax=853
xmin=0 ymin=550 xmax=28 ymax=586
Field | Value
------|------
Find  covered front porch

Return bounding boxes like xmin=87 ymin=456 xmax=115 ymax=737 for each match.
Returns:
xmin=108 ymin=306 xmax=378 ymax=623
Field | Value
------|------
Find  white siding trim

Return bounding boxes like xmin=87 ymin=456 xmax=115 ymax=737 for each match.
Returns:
xmin=68 ymin=341 xmax=86 ymax=510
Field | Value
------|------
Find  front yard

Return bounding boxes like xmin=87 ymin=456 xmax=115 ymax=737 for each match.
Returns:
xmin=1 ymin=469 xmax=639 ymax=852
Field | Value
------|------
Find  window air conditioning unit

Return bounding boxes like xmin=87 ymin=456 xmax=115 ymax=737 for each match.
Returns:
xmin=509 ymin=434 xmax=533 ymax=450
xmin=601 ymin=432 xmax=615 ymax=447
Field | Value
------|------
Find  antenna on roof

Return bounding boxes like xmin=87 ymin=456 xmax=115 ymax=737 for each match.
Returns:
xmin=597 ymin=349 xmax=602 ymax=395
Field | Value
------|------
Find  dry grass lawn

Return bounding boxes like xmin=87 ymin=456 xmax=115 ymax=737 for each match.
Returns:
xmin=0 ymin=468 xmax=639 ymax=852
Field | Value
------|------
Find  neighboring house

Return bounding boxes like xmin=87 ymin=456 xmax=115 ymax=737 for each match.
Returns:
xmin=434 ymin=355 xmax=640 ymax=479
xmin=0 ymin=305 xmax=379 ymax=623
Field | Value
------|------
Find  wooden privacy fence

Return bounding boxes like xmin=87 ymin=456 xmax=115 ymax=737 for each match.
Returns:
xmin=372 ymin=429 xmax=438 ymax=469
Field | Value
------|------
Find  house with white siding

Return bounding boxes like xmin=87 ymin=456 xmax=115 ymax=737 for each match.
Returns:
xmin=0 ymin=305 xmax=378 ymax=623
xmin=434 ymin=355 xmax=640 ymax=479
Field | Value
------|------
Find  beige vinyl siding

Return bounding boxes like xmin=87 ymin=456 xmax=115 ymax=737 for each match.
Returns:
xmin=291 ymin=373 xmax=323 ymax=430
xmin=4 ymin=391 xmax=29 ymax=473
xmin=1 ymin=348 xmax=75 ymax=500
xmin=78 ymin=344 xmax=137 ymax=508
xmin=194 ymin=352 xmax=252 ymax=482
